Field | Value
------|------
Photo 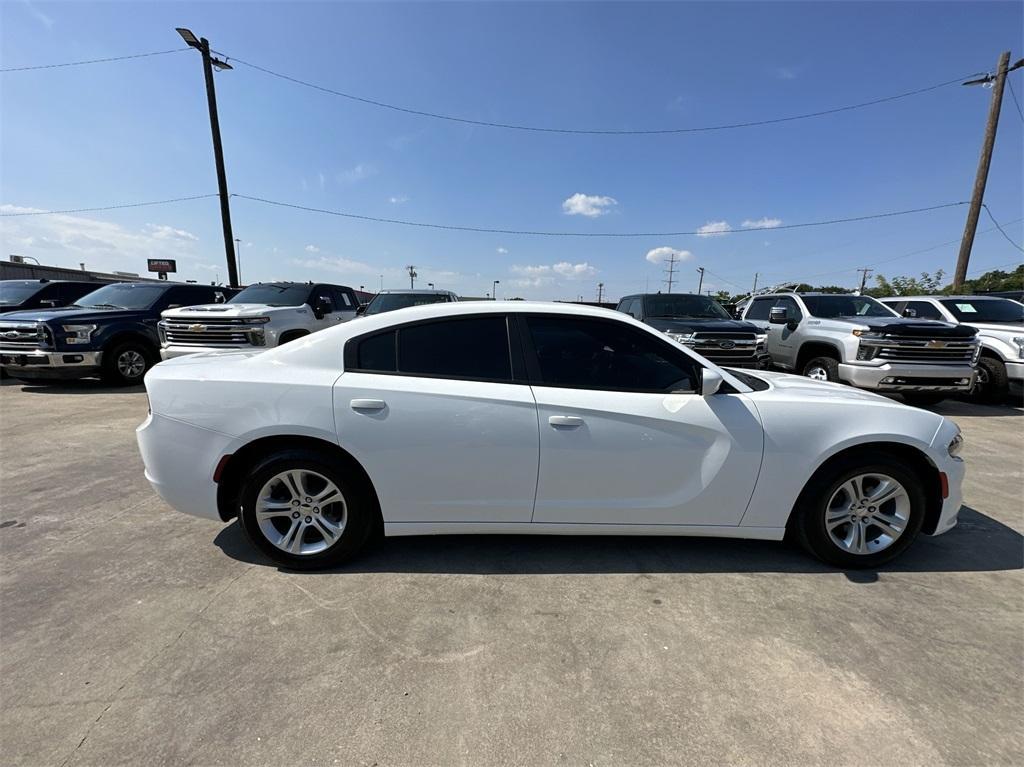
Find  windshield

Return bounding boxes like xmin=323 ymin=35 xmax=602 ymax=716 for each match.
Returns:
xmin=940 ymin=298 xmax=1024 ymax=324
xmin=0 ymin=282 xmax=42 ymax=305
xmin=643 ymin=294 xmax=730 ymax=320
xmin=75 ymin=283 xmax=168 ymax=310
xmin=364 ymin=293 xmax=450 ymax=315
xmin=229 ymin=284 xmax=311 ymax=306
xmin=800 ymin=295 xmax=897 ymax=319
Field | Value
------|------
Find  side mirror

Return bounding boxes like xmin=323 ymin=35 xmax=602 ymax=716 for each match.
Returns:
xmin=700 ymin=368 xmax=724 ymax=397
xmin=166 ymin=304 xmax=182 ymax=310
xmin=768 ymin=306 xmax=788 ymax=324
xmin=313 ymin=299 xmax=331 ymax=318
xmin=39 ymin=299 xmax=59 ymax=307
xmin=902 ymin=308 xmax=917 ymax=318
xmin=356 ymin=304 xmax=367 ymax=315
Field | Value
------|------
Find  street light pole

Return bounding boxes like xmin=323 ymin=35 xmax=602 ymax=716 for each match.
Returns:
xmin=177 ymin=28 xmax=239 ymax=288
xmin=234 ymin=237 xmax=242 ymax=285
xmin=696 ymin=267 xmax=705 ymax=294
xmin=492 ymin=280 xmax=500 ymax=300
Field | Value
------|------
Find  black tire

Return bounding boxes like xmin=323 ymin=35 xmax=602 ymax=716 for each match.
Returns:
xmin=901 ymin=392 xmax=947 ymax=408
xmin=802 ymin=356 xmax=840 ymax=382
xmin=969 ymin=356 xmax=1009 ymax=405
xmin=792 ymin=455 xmax=926 ymax=569
xmin=100 ymin=339 xmax=154 ymax=386
xmin=238 ymin=449 xmax=374 ymax=570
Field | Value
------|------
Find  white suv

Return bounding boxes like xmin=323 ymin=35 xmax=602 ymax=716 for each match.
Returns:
xmin=880 ymin=295 xmax=1024 ymax=403
xmin=159 ymin=282 xmax=359 ymax=359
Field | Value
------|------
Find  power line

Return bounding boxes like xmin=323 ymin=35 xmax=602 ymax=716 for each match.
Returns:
xmin=231 ymin=194 xmax=968 ymax=237
xmin=1006 ymin=77 xmax=1024 ymax=122
xmin=228 ymin=55 xmax=981 ymax=136
xmin=982 ymin=204 xmax=1024 ymax=252
xmin=0 ymin=194 xmax=219 ymax=217
xmin=0 ymin=48 xmax=188 ymax=73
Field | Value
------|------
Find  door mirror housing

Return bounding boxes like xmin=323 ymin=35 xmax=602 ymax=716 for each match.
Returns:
xmin=313 ymin=299 xmax=332 ymax=318
xmin=902 ymin=308 xmax=917 ymax=318
xmin=768 ymin=306 xmax=788 ymax=324
xmin=699 ymin=368 xmax=724 ymax=397
xmin=356 ymin=304 xmax=367 ymax=315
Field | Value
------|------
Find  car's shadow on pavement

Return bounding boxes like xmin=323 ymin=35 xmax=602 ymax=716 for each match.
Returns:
xmin=1 ymin=378 xmax=145 ymax=394
xmin=932 ymin=400 xmax=1023 ymax=418
xmin=214 ymin=506 xmax=1022 ymax=583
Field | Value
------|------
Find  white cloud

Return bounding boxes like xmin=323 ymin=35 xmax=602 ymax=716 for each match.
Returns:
xmin=645 ymin=246 xmax=693 ymax=265
xmin=696 ymin=221 xmax=731 ymax=238
xmin=776 ymin=66 xmax=798 ymax=80
xmin=337 ymin=163 xmax=377 ymax=184
xmin=304 ymin=244 xmax=320 ymax=253
xmin=388 ymin=195 xmax=409 ymax=204
xmin=741 ymin=217 xmax=782 ymax=229
xmin=562 ymin=193 xmax=618 ymax=218
xmin=510 ymin=262 xmax=597 ymax=283
xmin=146 ymin=223 xmax=198 ymax=242
xmin=496 ymin=247 xmax=509 ymax=254
xmin=290 ymin=255 xmax=382 ymax=278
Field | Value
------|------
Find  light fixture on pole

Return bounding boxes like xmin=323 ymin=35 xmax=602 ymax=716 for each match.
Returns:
xmin=492 ymin=280 xmax=500 ymax=300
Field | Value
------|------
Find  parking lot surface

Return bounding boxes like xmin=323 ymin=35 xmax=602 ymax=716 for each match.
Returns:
xmin=1 ymin=378 xmax=1021 ymax=766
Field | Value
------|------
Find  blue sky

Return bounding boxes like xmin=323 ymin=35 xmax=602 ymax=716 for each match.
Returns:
xmin=1 ymin=0 xmax=1022 ymax=299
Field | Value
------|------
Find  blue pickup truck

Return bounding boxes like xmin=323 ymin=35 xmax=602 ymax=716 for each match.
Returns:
xmin=0 ymin=282 xmax=230 ymax=385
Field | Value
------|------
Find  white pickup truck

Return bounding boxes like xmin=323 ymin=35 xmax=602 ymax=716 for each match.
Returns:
xmin=880 ymin=295 xmax=1024 ymax=404
xmin=159 ymin=281 xmax=360 ymax=359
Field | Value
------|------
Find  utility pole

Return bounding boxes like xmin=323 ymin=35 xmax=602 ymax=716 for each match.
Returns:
xmin=406 ymin=265 xmax=417 ymax=289
xmin=176 ymin=28 xmax=239 ymax=288
xmin=751 ymin=272 xmax=759 ymax=294
xmin=234 ymin=238 xmax=242 ymax=284
xmin=596 ymin=282 xmax=604 ymax=303
xmin=954 ymin=52 xmax=1022 ymax=290
xmin=857 ymin=267 xmax=874 ymax=295
xmin=492 ymin=280 xmax=500 ymax=300
xmin=695 ymin=267 xmax=705 ymax=294
xmin=664 ymin=253 xmax=679 ymax=292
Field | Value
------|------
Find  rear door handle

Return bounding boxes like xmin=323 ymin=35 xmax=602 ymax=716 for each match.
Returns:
xmin=351 ymin=398 xmax=387 ymax=411
xmin=548 ymin=415 xmax=584 ymax=428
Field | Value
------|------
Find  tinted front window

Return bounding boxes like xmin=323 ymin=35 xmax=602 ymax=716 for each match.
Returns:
xmin=775 ymin=296 xmax=803 ymax=319
xmin=365 ymin=293 xmax=450 ymax=315
xmin=940 ymin=298 xmax=1024 ymax=324
xmin=905 ymin=301 xmax=943 ymax=320
xmin=801 ymin=295 xmax=896 ymax=318
xmin=398 ymin=317 xmax=512 ymax=380
xmin=644 ymin=295 xmax=730 ymax=319
xmin=229 ymin=284 xmax=311 ymax=306
xmin=0 ymin=282 xmax=43 ymax=305
xmin=76 ymin=283 xmax=168 ymax=310
xmin=745 ymin=298 xmax=774 ymax=320
xmin=525 ymin=316 xmax=697 ymax=392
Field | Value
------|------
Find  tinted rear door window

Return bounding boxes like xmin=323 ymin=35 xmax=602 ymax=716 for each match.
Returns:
xmin=397 ymin=316 xmax=512 ymax=381
xmin=356 ymin=330 xmax=397 ymax=371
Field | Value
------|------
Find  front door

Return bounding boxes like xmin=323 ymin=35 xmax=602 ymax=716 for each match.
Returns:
xmin=521 ymin=314 xmax=763 ymax=526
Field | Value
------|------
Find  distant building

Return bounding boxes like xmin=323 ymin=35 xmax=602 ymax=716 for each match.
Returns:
xmin=2 ymin=258 xmax=175 ymax=285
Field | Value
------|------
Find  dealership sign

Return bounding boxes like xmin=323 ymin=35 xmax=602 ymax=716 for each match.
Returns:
xmin=147 ymin=259 xmax=177 ymax=273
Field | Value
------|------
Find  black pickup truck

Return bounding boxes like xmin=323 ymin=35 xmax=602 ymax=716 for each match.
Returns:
xmin=0 ymin=282 xmax=230 ymax=385
xmin=0 ymin=279 xmax=99 ymax=314
xmin=617 ymin=293 xmax=771 ymax=369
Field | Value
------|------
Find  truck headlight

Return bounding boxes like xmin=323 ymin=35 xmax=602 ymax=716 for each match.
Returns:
xmin=240 ymin=317 xmax=271 ymax=325
xmin=755 ymin=332 xmax=767 ymax=348
xmin=61 ymin=324 xmax=96 ymax=345
xmin=665 ymin=331 xmax=696 ymax=344
xmin=947 ymin=429 xmax=964 ymax=459
xmin=1014 ymin=336 xmax=1024 ymax=359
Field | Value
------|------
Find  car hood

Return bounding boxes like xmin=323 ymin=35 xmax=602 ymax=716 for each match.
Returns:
xmin=0 ymin=306 xmax=144 ymax=324
xmin=850 ymin=317 xmax=976 ymax=337
xmin=162 ymin=303 xmax=307 ymax=318
xmin=646 ymin=317 xmax=760 ymax=334
xmin=965 ymin=321 xmax=1024 ymax=335
xmin=742 ymin=369 xmax=900 ymax=405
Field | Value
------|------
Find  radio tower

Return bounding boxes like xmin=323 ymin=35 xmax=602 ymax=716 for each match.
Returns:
xmin=663 ymin=252 xmax=679 ymax=292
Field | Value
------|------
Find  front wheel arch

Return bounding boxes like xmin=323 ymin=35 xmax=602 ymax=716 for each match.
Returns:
xmin=787 ymin=441 xmax=943 ymax=538
xmin=216 ymin=435 xmax=382 ymax=533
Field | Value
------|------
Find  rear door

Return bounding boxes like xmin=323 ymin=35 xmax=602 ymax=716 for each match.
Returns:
xmin=334 ymin=314 xmax=539 ymax=523
xmin=521 ymin=314 xmax=763 ymax=527
xmin=331 ymin=287 xmax=359 ymax=322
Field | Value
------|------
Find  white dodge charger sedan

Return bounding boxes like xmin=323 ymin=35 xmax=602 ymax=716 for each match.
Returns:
xmin=137 ymin=302 xmax=965 ymax=570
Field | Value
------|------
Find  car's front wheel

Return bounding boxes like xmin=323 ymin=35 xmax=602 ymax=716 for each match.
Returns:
xmin=793 ymin=456 xmax=926 ymax=568
xmin=969 ymin=356 xmax=1009 ymax=405
xmin=238 ymin=450 xmax=374 ymax=569
xmin=101 ymin=340 xmax=153 ymax=386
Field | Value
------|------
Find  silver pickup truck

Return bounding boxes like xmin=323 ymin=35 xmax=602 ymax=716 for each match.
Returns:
xmin=741 ymin=292 xmax=979 ymax=406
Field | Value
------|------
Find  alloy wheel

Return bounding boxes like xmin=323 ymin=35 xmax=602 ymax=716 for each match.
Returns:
xmin=117 ymin=350 xmax=147 ymax=379
xmin=824 ymin=473 xmax=910 ymax=555
xmin=806 ymin=365 xmax=830 ymax=381
xmin=256 ymin=469 xmax=348 ymax=556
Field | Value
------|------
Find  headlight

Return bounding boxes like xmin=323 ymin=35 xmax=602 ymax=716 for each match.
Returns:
xmin=240 ymin=317 xmax=271 ymax=325
xmin=755 ymin=332 xmax=767 ymax=345
xmin=1014 ymin=336 xmax=1024 ymax=359
xmin=948 ymin=429 xmax=964 ymax=459
xmin=664 ymin=331 xmax=696 ymax=344
xmin=61 ymin=324 xmax=96 ymax=344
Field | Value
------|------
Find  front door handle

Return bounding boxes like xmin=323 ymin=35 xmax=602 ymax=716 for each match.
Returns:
xmin=548 ymin=415 xmax=584 ymax=428
xmin=351 ymin=398 xmax=387 ymax=411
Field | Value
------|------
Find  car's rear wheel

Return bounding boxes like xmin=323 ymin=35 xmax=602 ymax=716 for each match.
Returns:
xmin=238 ymin=449 xmax=373 ymax=569
xmin=802 ymin=356 xmax=840 ymax=382
xmin=793 ymin=457 xmax=926 ymax=569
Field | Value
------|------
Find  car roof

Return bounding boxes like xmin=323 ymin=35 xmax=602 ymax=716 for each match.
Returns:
xmin=2 ymin=279 xmax=93 ymax=285
xmin=622 ymin=292 xmax=709 ymax=299
xmin=376 ymin=288 xmax=456 ymax=295
xmin=880 ymin=295 xmax=1004 ymax=301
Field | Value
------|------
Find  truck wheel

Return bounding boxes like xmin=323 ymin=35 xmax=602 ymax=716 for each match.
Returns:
xmin=969 ymin=356 xmax=1009 ymax=405
xmin=802 ymin=356 xmax=839 ymax=382
xmin=101 ymin=340 xmax=153 ymax=386
xmin=237 ymin=449 xmax=374 ymax=570
xmin=901 ymin=393 xmax=946 ymax=408
xmin=793 ymin=456 xmax=925 ymax=569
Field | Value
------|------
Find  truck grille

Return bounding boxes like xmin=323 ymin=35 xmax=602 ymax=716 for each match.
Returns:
xmin=0 ymin=322 xmax=47 ymax=350
xmin=684 ymin=332 xmax=762 ymax=363
xmin=160 ymin=318 xmax=256 ymax=347
xmin=858 ymin=336 xmax=978 ymax=364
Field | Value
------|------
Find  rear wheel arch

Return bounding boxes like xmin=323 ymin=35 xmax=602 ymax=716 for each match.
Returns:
xmin=788 ymin=441 xmax=943 ymax=538
xmin=216 ymin=435 xmax=382 ymax=533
